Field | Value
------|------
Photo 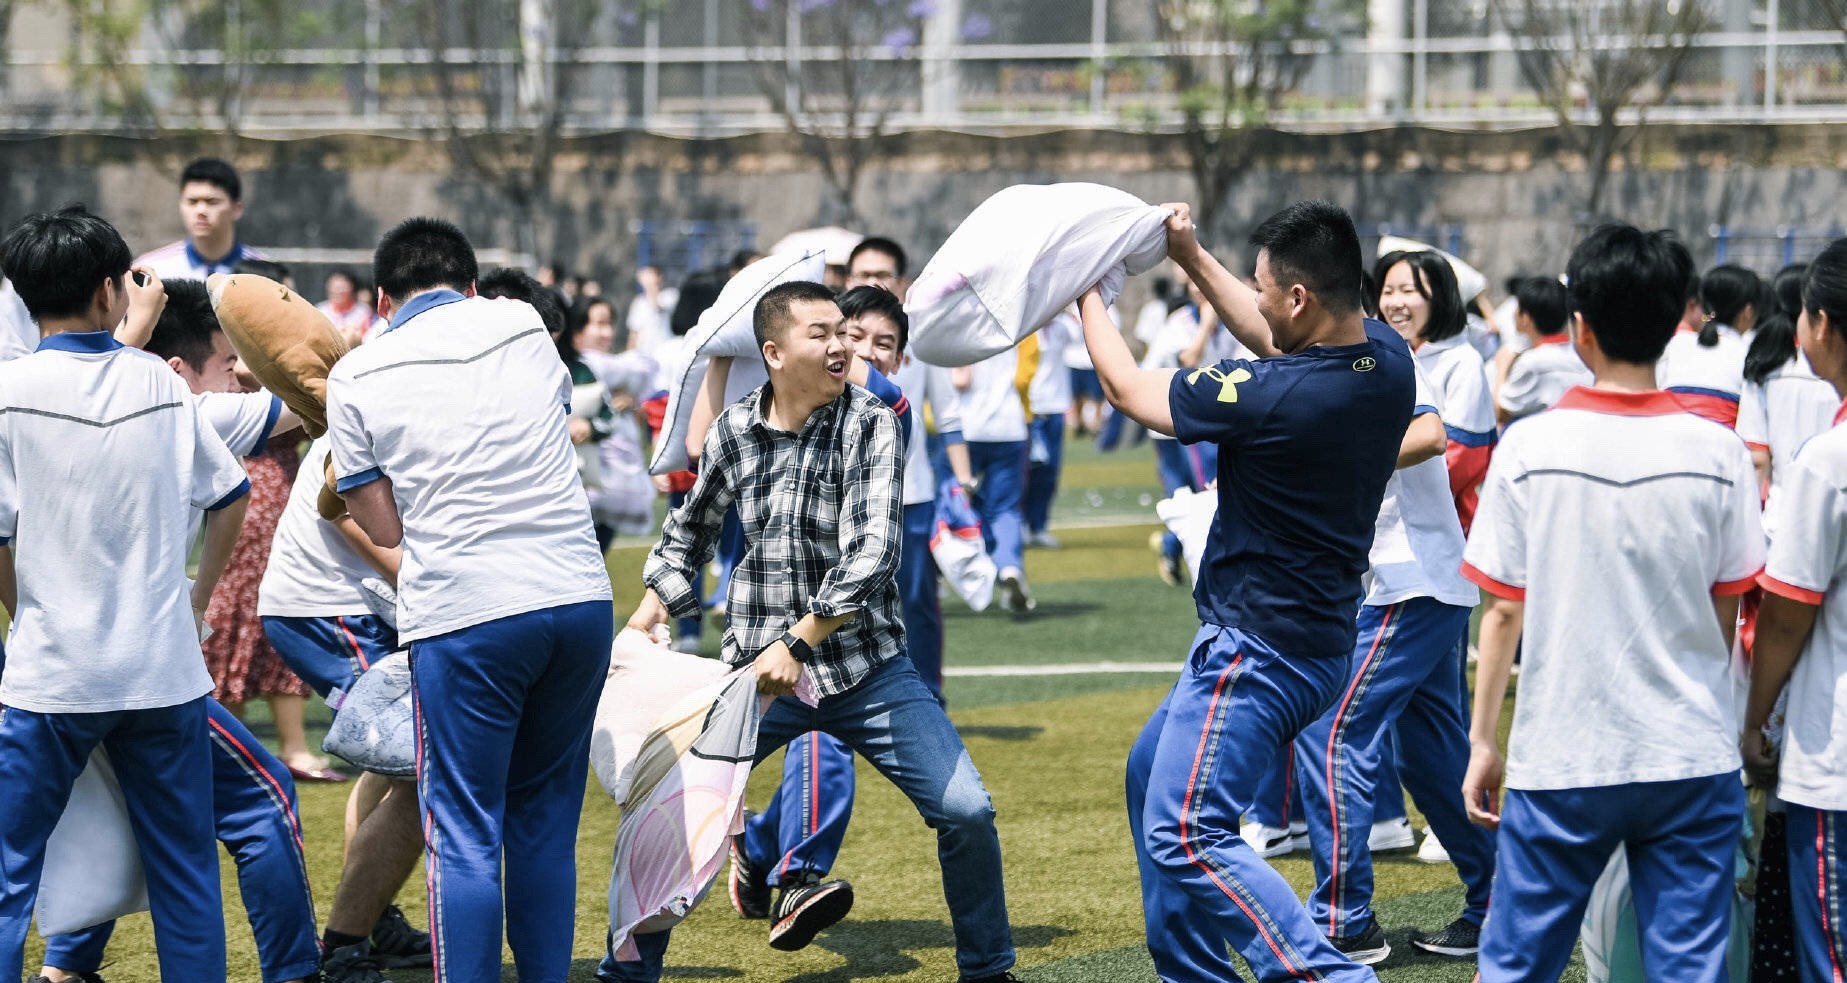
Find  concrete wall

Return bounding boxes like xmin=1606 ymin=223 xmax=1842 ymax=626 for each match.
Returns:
xmin=4 ymin=124 xmax=1845 ymax=301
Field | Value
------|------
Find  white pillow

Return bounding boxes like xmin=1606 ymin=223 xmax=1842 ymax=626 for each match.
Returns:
xmin=906 ymin=183 xmax=1170 ymax=367
xmin=648 ymin=250 xmax=826 ymax=474
xmin=36 ymin=751 xmax=148 ymax=936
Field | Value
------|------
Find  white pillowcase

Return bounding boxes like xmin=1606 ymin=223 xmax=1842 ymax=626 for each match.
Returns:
xmin=906 ymin=183 xmax=1170 ymax=367
xmin=648 ymin=250 xmax=826 ymax=474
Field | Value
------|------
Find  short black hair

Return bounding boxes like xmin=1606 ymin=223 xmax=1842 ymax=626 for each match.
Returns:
xmin=848 ymin=237 xmax=908 ymax=278
xmin=373 ymin=217 xmax=478 ymax=301
xmin=837 ymin=284 xmax=910 ymax=351
xmin=1248 ymin=200 xmax=1362 ymax=316
xmin=325 ymin=266 xmax=358 ymax=289
xmin=477 ymin=267 xmax=565 ymax=338
xmin=1566 ymin=224 xmax=1693 ymax=365
xmin=1372 ymin=250 xmax=1466 ymax=343
xmin=0 ymin=204 xmax=133 ymax=321
xmin=233 ymin=258 xmax=290 ymax=282
xmin=1512 ymin=275 xmax=1570 ymax=337
xmin=671 ymin=267 xmax=729 ymax=337
xmin=146 ymin=278 xmax=219 ymax=372
xmin=181 ymin=158 xmax=242 ymax=202
xmin=753 ymin=280 xmax=839 ymax=352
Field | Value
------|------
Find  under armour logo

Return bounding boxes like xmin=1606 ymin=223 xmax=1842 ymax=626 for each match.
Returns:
xmin=1353 ymin=356 xmax=1377 ymax=372
xmin=1187 ymin=364 xmax=1254 ymax=403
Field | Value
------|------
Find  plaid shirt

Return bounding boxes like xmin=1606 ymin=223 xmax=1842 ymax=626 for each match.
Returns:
xmin=643 ymin=382 xmax=907 ymax=697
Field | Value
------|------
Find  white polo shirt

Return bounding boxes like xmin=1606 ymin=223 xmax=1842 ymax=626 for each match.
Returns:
xmin=135 ymin=240 xmax=266 ymax=281
xmin=1497 ymin=337 xmax=1592 ymax=422
xmin=893 ymin=355 xmax=963 ymax=507
xmin=1414 ymin=332 xmax=1497 ymax=445
xmin=1027 ymin=313 xmax=1077 ymax=417
xmin=325 ymin=290 xmax=613 ymax=643
xmin=959 ymin=347 xmax=1027 ymax=444
xmin=1758 ymin=404 xmax=1847 ymax=811
xmin=259 ymin=435 xmax=379 ymax=618
xmin=0 ymin=331 xmax=249 ymax=713
xmin=1658 ymin=325 xmax=1748 ymax=428
xmin=183 ymin=391 xmax=283 ymax=546
xmin=197 ymin=391 xmax=284 ymax=458
xmin=1739 ymin=358 xmax=1838 ymax=496
xmin=1365 ymin=365 xmax=1476 ymax=609
xmin=1462 ymin=386 xmax=1765 ymax=791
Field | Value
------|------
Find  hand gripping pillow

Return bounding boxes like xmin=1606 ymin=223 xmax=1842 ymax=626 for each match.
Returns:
xmin=905 ymin=183 xmax=1170 ymax=367
xmin=207 ymin=272 xmax=350 ymax=437
xmin=648 ymin=250 xmax=826 ymax=474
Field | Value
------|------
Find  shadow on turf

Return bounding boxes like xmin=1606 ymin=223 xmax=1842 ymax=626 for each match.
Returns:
xmin=954 ymin=724 xmax=1044 ymax=741
xmin=764 ymin=921 xmax=1072 ymax=983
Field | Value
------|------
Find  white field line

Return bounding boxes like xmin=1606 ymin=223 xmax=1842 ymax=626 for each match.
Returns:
xmin=945 ymin=661 xmax=1183 ymax=677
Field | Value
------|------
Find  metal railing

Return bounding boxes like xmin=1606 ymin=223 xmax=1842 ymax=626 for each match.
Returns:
xmin=2 ymin=22 xmax=1843 ymax=134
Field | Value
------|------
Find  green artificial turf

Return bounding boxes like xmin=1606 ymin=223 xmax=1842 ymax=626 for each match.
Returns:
xmin=26 ymin=437 xmax=1591 ymax=981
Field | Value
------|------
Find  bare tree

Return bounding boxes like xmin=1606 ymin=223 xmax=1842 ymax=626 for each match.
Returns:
xmin=1156 ymin=0 xmax=1361 ymax=233
xmin=746 ymin=0 xmax=925 ymax=226
xmin=418 ymin=0 xmax=572 ymax=261
xmin=1492 ymin=0 xmax=1715 ymax=217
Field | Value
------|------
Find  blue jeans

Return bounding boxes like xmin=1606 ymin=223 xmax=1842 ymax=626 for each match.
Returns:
xmin=44 ymin=699 xmax=321 ymax=983
xmin=1293 ymin=598 xmax=1493 ymax=937
xmin=1127 ymin=626 xmax=1373 ymax=983
xmin=1479 ymin=773 xmax=1743 ymax=982
xmin=601 ymin=657 xmax=1015 ymax=981
xmin=0 ymin=698 xmax=225 ymax=983
xmin=1024 ymin=412 xmax=1066 ymax=535
xmin=411 ymin=600 xmax=614 ymax=983
xmin=967 ymin=440 xmax=1027 ymax=574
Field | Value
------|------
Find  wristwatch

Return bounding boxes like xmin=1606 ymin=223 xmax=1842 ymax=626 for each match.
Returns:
xmin=779 ymin=630 xmax=814 ymax=662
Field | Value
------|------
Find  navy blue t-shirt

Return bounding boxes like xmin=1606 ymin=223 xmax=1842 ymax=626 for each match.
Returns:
xmin=1169 ymin=318 xmax=1415 ymax=659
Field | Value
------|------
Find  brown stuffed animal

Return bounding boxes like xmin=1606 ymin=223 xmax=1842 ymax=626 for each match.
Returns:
xmin=206 ymin=272 xmax=349 ymax=438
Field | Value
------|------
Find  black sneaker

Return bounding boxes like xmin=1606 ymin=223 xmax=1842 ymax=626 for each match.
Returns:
xmin=1409 ymin=916 xmax=1481 ymax=957
xmin=962 ymin=974 xmax=1024 ymax=983
xmin=321 ymin=940 xmax=390 ymax=983
xmin=767 ymin=871 xmax=854 ymax=952
xmin=728 ymin=814 xmax=771 ymax=920
xmin=1329 ymin=920 xmax=1391 ymax=965
xmin=370 ymin=904 xmax=433 ymax=969
xmin=29 ymin=975 xmax=106 ymax=983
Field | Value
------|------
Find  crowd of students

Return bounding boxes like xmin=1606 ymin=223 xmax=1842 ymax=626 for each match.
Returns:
xmin=0 ymin=154 xmax=1842 ymax=983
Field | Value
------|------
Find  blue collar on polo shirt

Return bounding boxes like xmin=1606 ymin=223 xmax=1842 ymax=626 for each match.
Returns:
xmin=184 ymin=240 xmax=246 ymax=276
xmin=37 ymin=330 xmax=124 ymax=354
xmin=386 ymin=288 xmax=467 ymax=333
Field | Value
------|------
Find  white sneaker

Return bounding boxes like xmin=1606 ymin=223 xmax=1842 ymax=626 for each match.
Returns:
xmin=1026 ymin=531 xmax=1062 ymax=550
xmin=1240 ymin=821 xmax=1308 ymax=858
xmin=1417 ymin=826 xmax=1451 ymax=864
xmin=997 ymin=567 xmax=1036 ymax=612
xmin=1369 ymin=816 xmax=1416 ymax=852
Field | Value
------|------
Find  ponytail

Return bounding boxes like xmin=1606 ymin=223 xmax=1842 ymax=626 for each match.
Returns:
xmin=1697 ymin=264 xmax=1762 ymax=348
xmin=1743 ymin=264 xmax=1806 ymax=386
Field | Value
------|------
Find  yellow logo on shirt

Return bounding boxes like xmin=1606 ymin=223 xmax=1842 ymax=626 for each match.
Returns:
xmin=1188 ymin=364 xmax=1254 ymax=403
